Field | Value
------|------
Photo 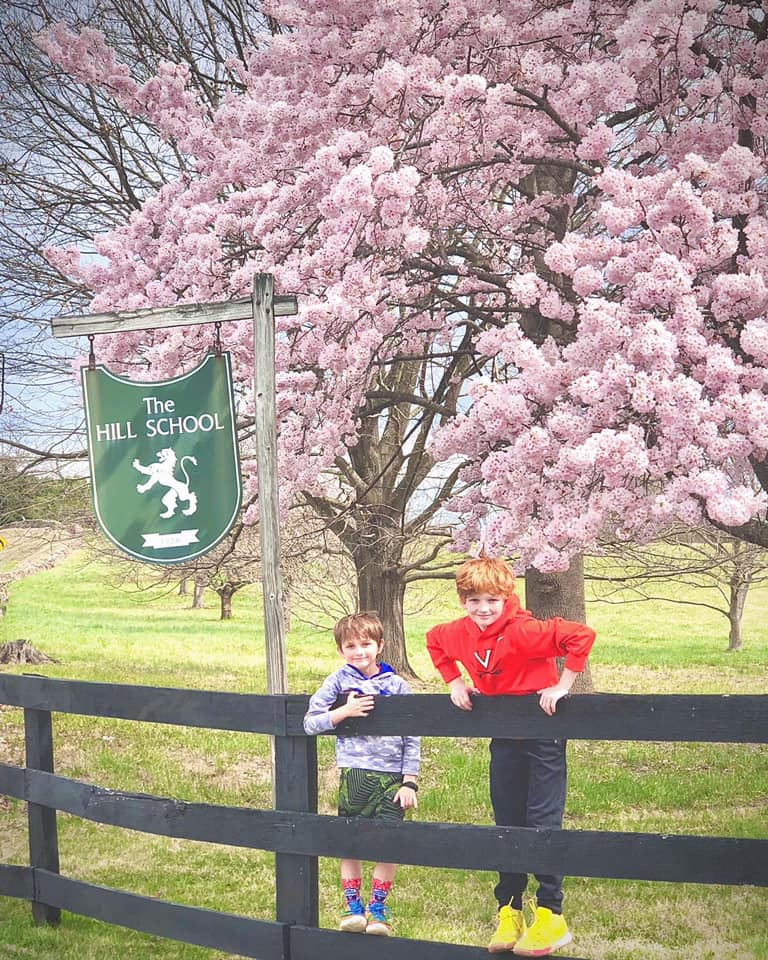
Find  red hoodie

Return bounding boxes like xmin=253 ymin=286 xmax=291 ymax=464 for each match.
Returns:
xmin=426 ymin=595 xmax=596 ymax=696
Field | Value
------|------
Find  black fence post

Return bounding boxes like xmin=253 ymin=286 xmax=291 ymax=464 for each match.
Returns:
xmin=24 ymin=705 xmax=61 ymax=926
xmin=273 ymin=730 xmax=318 ymax=928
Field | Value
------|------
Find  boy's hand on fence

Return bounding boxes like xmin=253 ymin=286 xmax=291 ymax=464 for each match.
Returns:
xmin=448 ymin=677 xmax=476 ymax=711
xmin=538 ymin=668 xmax=578 ymax=715
xmin=343 ymin=692 xmax=375 ymax=718
xmin=537 ymin=685 xmax=568 ymax=716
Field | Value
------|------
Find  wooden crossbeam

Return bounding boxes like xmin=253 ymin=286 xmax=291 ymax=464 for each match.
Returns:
xmin=50 ymin=294 xmax=298 ymax=339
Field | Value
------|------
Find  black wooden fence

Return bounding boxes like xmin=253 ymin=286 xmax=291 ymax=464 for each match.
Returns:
xmin=0 ymin=672 xmax=766 ymax=960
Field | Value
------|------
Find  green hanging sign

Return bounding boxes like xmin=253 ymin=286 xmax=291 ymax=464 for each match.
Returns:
xmin=82 ymin=352 xmax=242 ymax=564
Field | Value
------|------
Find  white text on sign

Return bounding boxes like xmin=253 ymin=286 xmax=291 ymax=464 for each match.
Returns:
xmin=95 ymin=395 xmax=226 ymax=442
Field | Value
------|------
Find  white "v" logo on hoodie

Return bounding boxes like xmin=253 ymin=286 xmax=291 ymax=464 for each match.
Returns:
xmin=473 ymin=649 xmax=493 ymax=670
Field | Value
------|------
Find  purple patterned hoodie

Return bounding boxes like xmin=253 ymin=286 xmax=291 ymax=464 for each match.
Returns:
xmin=303 ymin=661 xmax=420 ymax=774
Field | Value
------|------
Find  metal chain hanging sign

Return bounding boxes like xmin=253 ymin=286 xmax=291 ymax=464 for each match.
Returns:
xmin=82 ymin=351 xmax=242 ymax=564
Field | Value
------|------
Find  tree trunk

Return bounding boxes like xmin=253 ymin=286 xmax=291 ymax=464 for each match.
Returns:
xmin=219 ymin=585 xmax=234 ymax=620
xmin=525 ymin=556 xmax=594 ymax=693
xmin=178 ymin=578 xmax=189 ymax=596
xmin=353 ymin=537 xmax=415 ymax=679
xmin=0 ymin=639 xmax=58 ymax=664
xmin=192 ymin=578 xmax=205 ymax=609
xmin=727 ymin=575 xmax=748 ymax=652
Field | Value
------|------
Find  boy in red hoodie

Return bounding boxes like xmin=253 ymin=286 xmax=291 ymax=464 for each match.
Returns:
xmin=426 ymin=556 xmax=595 ymax=957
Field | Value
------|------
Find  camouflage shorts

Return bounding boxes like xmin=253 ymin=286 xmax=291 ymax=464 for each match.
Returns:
xmin=338 ymin=768 xmax=405 ymax=821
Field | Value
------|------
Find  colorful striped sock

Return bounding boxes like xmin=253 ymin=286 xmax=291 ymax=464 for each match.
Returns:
xmin=342 ymin=876 xmax=362 ymax=909
xmin=370 ymin=878 xmax=392 ymax=905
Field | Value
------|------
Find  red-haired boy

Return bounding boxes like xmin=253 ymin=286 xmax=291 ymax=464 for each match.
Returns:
xmin=426 ymin=557 xmax=595 ymax=956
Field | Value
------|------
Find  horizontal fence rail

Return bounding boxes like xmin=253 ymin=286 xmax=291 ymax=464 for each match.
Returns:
xmin=0 ymin=674 xmax=286 ymax=733
xmin=0 ymin=864 xmax=34 ymax=901
xmin=1 ymin=868 xmax=501 ymax=960
xmin=26 ymin=867 xmax=287 ymax=960
xmin=1 ymin=673 xmax=767 ymax=960
xmin=303 ymin=691 xmax=768 ymax=743
xmin=2 ymin=673 xmax=767 ymax=741
xmin=0 ymin=765 xmax=765 ymax=887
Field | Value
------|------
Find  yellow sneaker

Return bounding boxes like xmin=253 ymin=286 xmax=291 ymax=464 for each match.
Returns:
xmin=488 ymin=905 xmax=526 ymax=953
xmin=512 ymin=906 xmax=571 ymax=956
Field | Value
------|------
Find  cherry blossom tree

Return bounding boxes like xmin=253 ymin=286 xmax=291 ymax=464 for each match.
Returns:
xmin=427 ymin=2 xmax=768 ymax=569
xmin=34 ymin=1 xmax=768 ymax=672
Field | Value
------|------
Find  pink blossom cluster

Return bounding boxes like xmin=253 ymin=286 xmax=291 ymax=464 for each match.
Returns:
xmin=39 ymin=0 xmax=768 ymax=565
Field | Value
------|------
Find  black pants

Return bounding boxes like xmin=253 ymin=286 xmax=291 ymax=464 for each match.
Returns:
xmin=489 ymin=737 xmax=567 ymax=913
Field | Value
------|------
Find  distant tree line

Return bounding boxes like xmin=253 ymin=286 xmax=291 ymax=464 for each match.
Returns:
xmin=0 ymin=457 xmax=90 ymax=527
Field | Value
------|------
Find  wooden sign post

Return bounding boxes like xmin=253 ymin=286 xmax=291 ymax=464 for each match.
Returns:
xmin=252 ymin=274 xmax=287 ymax=695
xmin=51 ymin=275 xmax=296 ymax=695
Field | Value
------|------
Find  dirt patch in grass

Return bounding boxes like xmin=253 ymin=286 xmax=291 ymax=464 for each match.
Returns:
xmin=0 ymin=524 xmax=84 ymax=575
xmin=181 ymin=753 xmax=273 ymax=791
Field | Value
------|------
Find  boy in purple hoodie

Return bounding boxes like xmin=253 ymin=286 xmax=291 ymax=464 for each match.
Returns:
xmin=303 ymin=611 xmax=420 ymax=937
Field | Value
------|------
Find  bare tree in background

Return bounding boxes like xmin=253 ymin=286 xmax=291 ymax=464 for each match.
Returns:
xmin=588 ymin=527 xmax=768 ymax=652
xmin=89 ymin=500 xmax=327 ymax=622
xmin=0 ymin=0 xmax=273 ymax=462
xmin=87 ymin=520 xmax=259 ymax=622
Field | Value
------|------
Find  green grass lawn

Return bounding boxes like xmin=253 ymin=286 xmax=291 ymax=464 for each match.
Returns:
xmin=1 ymin=550 xmax=767 ymax=960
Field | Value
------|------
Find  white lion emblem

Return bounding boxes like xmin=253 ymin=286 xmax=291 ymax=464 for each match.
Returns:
xmin=132 ymin=448 xmax=198 ymax=519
